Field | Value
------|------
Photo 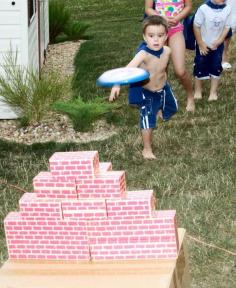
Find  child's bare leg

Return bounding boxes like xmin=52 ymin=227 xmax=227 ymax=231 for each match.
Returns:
xmin=222 ymin=37 xmax=231 ymax=64
xmin=157 ymin=110 xmax=163 ymax=120
xmin=141 ymin=129 xmax=156 ymax=159
xmin=208 ymin=77 xmax=220 ymax=101
xmin=168 ymin=32 xmax=195 ymax=112
xmin=194 ymin=78 xmax=203 ymax=99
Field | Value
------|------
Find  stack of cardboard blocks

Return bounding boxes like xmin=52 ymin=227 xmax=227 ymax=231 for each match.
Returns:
xmin=4 ymin=151 xmax=179 ymax=261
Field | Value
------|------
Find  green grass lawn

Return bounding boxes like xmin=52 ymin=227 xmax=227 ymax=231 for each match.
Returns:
xmin=0 ymin=0 xmax=235 ymax=287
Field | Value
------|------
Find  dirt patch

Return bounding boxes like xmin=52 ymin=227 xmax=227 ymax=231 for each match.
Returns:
xmin=0 ymin=114 xmax=117 ymax=145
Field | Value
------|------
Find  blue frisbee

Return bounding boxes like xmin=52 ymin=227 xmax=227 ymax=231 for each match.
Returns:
xmin=96 ymin=67 xmax=149 ymax=87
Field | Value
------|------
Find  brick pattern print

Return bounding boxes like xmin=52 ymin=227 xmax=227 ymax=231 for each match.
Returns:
xmin=4 ymin=151 xmax=179 ymax=261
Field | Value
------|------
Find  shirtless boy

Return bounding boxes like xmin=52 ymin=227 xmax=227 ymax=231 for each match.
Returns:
xmin=109 ymin=15 xmax=178 ymax=159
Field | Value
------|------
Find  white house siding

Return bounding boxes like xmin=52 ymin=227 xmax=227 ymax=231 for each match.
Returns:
xmin=38 ymin=0 xmax=49 ymax=67
xmin=0 ymin=0 xmax=29 ymax=72
xmin=43 ymin=0 xmax=49 ymax=48
xmin=0 ymin=39 xmax=21 ymax=76
xmin=0 ymin=0 xmax=49 ymax=119
xmin=0 ymin=0 xmax=28 ymax=119
xmin=28 ymin=14 xmax=39 ymax=73
xmin=0 ymin=1 xmax=24 ymax=73
xmin=0 ymin=10 xmax=21 ymax=24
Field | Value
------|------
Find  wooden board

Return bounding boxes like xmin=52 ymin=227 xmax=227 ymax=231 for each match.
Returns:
xmin=0 ymin=228 xmax=190 ymax=288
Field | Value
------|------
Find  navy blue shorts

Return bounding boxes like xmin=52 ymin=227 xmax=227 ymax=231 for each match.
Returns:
xmin=194 ymin=44 xmax=224 ymax=79
xmin=137 ymin=83 xmax=178 ymax=129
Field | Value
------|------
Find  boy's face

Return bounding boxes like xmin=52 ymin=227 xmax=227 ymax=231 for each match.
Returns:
xmin=212 ymin=0 xmax=226 ymax=5
xmin=143 ymin=25 xmax=167 ymax=51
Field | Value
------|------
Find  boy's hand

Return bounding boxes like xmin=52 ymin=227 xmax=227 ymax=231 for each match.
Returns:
xmin=211 ymin=39 xmax=222 ymax=50
xmin=109 ymin=85 xmax=120 ymax=102
xmin=199 ymin=41 xmax=209 ymax=56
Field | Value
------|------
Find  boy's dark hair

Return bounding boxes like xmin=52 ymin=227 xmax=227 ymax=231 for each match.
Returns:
xmin=142 ymin=15 xmax=168 ymax=34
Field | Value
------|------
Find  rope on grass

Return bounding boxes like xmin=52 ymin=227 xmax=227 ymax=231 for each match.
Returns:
xmin=0 ymin=178 xmax=27 ymax=194
xmin=187 ymin=234 xmax=236 ymax=256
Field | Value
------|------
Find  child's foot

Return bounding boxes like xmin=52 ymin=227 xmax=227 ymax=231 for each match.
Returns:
xmin=186 ymin=98 xmax=195 ymax=112
xmin=142 ymin=149 xmax=156 ymax=160
xmin=208 ymin=93 xmax=218 ymax=101
xmin=194 ymin=91 xmax=203 ymax=100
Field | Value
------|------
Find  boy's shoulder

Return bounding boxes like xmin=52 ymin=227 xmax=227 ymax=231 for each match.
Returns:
xmin=197 ymin=3 xmax=209 ymax=12
xmin=199 ymin=1 xmax=231 ymax=12
xmin=136 ymin=42 xmax=170 ymax=59
xmin=195 ymin=2 xmax=225 ymax=17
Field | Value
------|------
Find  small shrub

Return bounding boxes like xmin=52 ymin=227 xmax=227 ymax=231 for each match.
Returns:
xmin=49 ymin=0 xmax=70 ymax=42
xmin=0 ymin=52 xmax=65 ymax=126
xmin=49 ymin=0 xmax=89 ymax=43
xmin=64 ymin=21 xmax=90 ymax=41
xmin=52 ymin=98 xmax=120 ymax=132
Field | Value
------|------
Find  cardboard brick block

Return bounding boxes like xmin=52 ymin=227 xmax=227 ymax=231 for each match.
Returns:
xmin=49 ymin=151 xmax=100 ymax=181
xmin=87 ymin=211 xmax=178 ymax=260
xmin=61 ymin=199 xmax=107 ymax=220
xmin=77 ymin=171 xmax=126 ymax=198
xmin=4 ymin=212 xmax=90 ymax=260
xmin=19 ymin=193 xmax=62 ymax=220
xmin=33 ymin=172 xmax=78 ymax=199
xmin=106 ymin=190 xmax=156 ymax=218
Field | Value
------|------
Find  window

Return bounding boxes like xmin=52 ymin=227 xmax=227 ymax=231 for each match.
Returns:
xmin=28 ymin=0 xmax=36 ymax=25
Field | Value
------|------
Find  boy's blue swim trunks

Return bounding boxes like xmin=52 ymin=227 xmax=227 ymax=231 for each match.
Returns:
xmin=129 ymin=82 xmax=178 ymax=129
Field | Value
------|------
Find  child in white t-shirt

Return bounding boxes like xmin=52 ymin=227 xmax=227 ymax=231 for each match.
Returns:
xmin=193 ymin=0 xmax=231 ymax=101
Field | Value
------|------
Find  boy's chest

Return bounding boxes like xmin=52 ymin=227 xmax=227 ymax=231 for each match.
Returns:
xmin=204 ymin=8 xmax=229 ymax=30
xmin=143 ymin=54 xmax=168 ymax=74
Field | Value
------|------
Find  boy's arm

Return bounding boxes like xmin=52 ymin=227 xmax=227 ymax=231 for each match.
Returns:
xmin=126 ymin=51 xmax=146 ymax=68
xmin=193 ymin=6 xmax=210 ymax=55
xmin=211 ymin=27 xmax=231 ymax=50
xmin=211 ymin=6 xmax=232 ymax=49
xmin=109 ymin=52 xmax=145 ymax=102
xmin=193 ymin=24 xmax=209 ymax=55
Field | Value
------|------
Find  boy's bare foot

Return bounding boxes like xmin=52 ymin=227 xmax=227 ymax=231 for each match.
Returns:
xmin=142 ymin=149 xmax=156 ymax=160
xmin=186 ymin=98 xmax=195 ymax=112
xmin=222 ymin=62 xmax=232 ymax=70
xmin=194 ymin=91 xmax=203 ymax=100
xmin=208 ymin=93 xmax=218 ymax=101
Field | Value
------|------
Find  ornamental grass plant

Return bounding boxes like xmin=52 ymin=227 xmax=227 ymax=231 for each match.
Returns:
xmin=0 ymin=52 xmax=65 ymax=126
